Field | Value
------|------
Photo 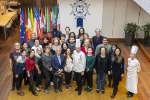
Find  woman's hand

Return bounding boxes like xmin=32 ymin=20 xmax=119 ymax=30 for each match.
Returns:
xmin=15 ymin=74 xmax=18 ymax=78
xmin=81 ymin=71 xmax=84 ymax=76
xmin=28 ymin=73 xmax=30 ymax=77
xmin=121 ymin=74 xmax=124 ymax=78
xmin=108 ymin=71 xmax=111 ymax=75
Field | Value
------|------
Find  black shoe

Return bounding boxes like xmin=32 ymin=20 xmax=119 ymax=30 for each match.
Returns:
xmin=66 ymin=85 xmax=69 ymax=90
xmin=101 ymin=90 xmax=105 ymax=94
xmin=11 ymin=86 xmax=15 ymax=92
xmin=48 ymin=87 xmax=52 ymax=90
xmin=84 ymin=87 xmax=88 ymax=91
xmin=111 ymin=93 xmax=116 ymax=98
xmin=126 ymin=91 xmax=130 ymax=95
xmin=68 ymin=84 xmax=72 ymax=88
xmin=86 ymin=88 xmax=92 ymax=92
xmin=44 ymin=89 xmax=49 ymax=94
xmin=96 ymin=89 xmax=100 ymax=93
xmin=58 ymin=88 xmax=62 ymax=92
xmin=75 ymin=88 xmax=78 ymax=91
xmin=32 ymin=91 xmax=38 ymax=96
xmin=127 ymin=94 xmax=133 ymax=98
xmin=78 ymin=91 xmax=81 ymax=95
xmin=54 ymin=89 xmax=58 ymax=93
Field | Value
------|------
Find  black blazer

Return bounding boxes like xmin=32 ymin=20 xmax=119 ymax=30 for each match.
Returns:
xmin=92 ymin=35 xmax=104 ymax=50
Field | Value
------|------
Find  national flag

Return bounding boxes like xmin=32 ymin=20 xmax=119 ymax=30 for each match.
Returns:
xmin=20 ymin=9 xmax=26 ymax=44
xmin=57 ymin=5 xmax=60 ymax=30
xmin=24 ymin=8 xmax=28 ymax=41
xmin=33 ymin=7 xmax=40 ymax=35
xmin=30 ymin=7 xmax=34 ymax=32
xmin=54 ymin=5 xmax=58 ymax=19
xmin=47 ymin=6 xmax=50 ymax=32
xmin=28 ymin=7 xmax=32 ymax=39
xmin=52 ymin=6 xmax=55 ymax=25
xmin=40 ymin=7 xmax=45 ymax=31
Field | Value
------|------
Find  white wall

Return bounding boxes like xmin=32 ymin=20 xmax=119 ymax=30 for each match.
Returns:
xmin=58 ymin=0 xmax=103 ymax=38
xmin=58 ymin=0 xmax=150 ymax=38
xmin=102 ymin=0 xmax=150 ymax=38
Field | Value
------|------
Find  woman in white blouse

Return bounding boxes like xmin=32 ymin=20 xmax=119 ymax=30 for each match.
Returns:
xmin=31 ymin=39 xmax=43 ymax=56
xmin=64 ymin=48 xmax=73 ymax=90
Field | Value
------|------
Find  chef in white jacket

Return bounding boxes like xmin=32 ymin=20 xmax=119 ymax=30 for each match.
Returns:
xmin=125 ymin=45 xmax=141 ymax=98
xmin=73 ymin=39 xmax=86 ymax=96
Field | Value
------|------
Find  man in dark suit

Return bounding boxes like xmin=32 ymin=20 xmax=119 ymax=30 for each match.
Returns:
xmin=92 ymin=28 xmax=104 ymax=51
xmin=51 ymin=47 xmax=65 ymax=93
xmin=50 ymin=23 xmax=62 ymax=39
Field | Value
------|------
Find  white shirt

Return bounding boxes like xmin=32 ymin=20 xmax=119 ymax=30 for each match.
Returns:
xmin=73 ymin=50 xmax=86 ymax=73
xmin=31 ymin=45 xmax=43 ymax=56
xmin=64 ymin=58 xmax=73 ymax=72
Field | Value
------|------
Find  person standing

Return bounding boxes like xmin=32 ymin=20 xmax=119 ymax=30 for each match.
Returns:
xmin=27 ymin=32 xmax=42 ymax=49
xmin=84 ymin=47 xmax=95 ymax=92
xmin=77 ymin=28 xmax=85 ymax=46
xmin=92 ymin=28 xmax=104 ymax=51
xmin=65 ymin=27 xmax=70 ymax=41
xmin=51 ymin=47 xmax=65 ymax=93
xmin=95 ymin=46 xmax=111 ymax=94
xmin=26 ymin=49 xmax=38 ymax=96
xmin=38 ymin=26 xmax=53 ymax=43
xmin=50 ymin=23 xmax=62 ymax=38
xmin=95 ymin=37 xmax=111 ymax=56
xmin=14 ymin=49 xmax=26 ymax=96
xmin=10 ymin=42 xmax=21 ymax=91
xmin=73 ymin=39 xmax=86 ymax=95
xmin=42 ymin=46 xmax=53 ymax=94
xmin=125 ymin=46 xmax=141 ymax=98
xmin=64 ymin=48 xmax=73 ymax=90
xmin=31 ymin=39 xmax=43 ymax=56
xmin=110 ymin=48 xmax=124 ymax=98
xmin=34 ymin=47 xmax=43 ymax=92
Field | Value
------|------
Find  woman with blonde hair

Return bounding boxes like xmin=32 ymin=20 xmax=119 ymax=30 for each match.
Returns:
xmin=52 ymin=37 xmax=61 ymax=51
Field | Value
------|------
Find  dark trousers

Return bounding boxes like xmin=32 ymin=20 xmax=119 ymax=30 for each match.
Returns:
xmin=108 ymin=74 xmax=112 ymax=86
xmin=23 ymin=72 xmax=28 ymax=84
xmin=43 ymin=70 xmax=52 ymax=89
xmin=65 ymin=72 xmax=72 ymax=85
xmin=12 ymin=72 xmax=16 ymax=88
xmin=75 ymin=72 xmax=82 ymax=91
xmin=28 ymin=71 xmax=35 ymax=92
xmin=112 ymin=71 xmax=120 ymax=93
xmin=86 ymin=71 xmax=93 ymax=88
xmin=53 ymin=74 xmax=63 ymax=89
xmin=35 ymin=72 xmax=42 ymax=87
xmin=15 ymin=74 xmax=23 ymax=90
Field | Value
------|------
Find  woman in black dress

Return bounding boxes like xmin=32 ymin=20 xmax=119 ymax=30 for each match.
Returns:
xmin=110 ymin=48 xmax=124 ymax=98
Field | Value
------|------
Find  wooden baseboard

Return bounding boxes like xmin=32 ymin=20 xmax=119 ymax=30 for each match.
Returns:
xmin=136 ymin=40 xmax=150 ymax=60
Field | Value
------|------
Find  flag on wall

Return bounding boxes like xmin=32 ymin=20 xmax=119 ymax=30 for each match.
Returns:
xmin=20 ymin=9 xmax=26 ymax=44
xmin=20 ymin=5 xmax=60 ymax=41
xmin=57 ymin=5 xmax=60 ymax=30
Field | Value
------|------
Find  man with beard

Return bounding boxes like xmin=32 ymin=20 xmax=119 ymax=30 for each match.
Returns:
xmin=10 ymin=42 xmax=21 ymax=91
xmin=27 ymin=32 xmax=42 ymax=49
xmin=50 ymin=23 xmax=62 ymax=39
xmin=38 ymin=26 xmax=52 ymax=43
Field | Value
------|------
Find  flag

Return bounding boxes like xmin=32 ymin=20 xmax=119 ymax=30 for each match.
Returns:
xmin=33 ymin=7 xmax=40 ymax=35
xmin=28 ymin=7 xmax=32 ymax=39
xmin=40 ymin=7 xmax=45 ymax=31
xmin=24 ymin=8 xmax=28 ymax=41
xmin=48 ymin=6 xmax=51 ymax=31
xmin=52 ymin=6 xmax=55 ymax=25
xmin=30 ymin=7 xmax=34 ymax=32
xmin=50 ymin=11 xmax=52 ymax=30
xmin=57 ymin=5 xmax=60 ymax=30
xmin=20 ymin=9 xmax=26 ymax=44
xmin=47 ymin=6 xmax=50 ymax=32
xmin=54 ymin=5 xmax=58 ymax=19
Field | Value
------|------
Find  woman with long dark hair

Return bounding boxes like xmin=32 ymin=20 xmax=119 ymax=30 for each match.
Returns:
xmin=110 ymin=48 xmax=124 ymax=98
xmin=61 ymin=43 xmax=68 ymax=54
xmin=108 ymin=44 xmax=118 ymax=87
xmin=77 ymin=28 xmax=85 ymax=46
xmin=64 ymin=48 xmax=73 ymax=90
xmin=26 ymin=49 xmax=38 ymax=96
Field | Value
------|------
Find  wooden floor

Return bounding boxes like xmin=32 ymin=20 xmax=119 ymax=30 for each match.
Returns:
xmin=0 ymin=26 xmax=150 ymax=100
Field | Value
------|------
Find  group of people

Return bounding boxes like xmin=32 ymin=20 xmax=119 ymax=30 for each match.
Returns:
xmin=9 ymin=23 xmax=141 ymax=98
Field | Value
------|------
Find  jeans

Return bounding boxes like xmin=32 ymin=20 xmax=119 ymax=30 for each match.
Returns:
xmin=96 ymin=71 xmax=106 ymax=90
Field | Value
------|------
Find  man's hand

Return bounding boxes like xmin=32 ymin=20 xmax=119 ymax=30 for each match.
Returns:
xmin=81 ymin=71 xmax=84 ymax=76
